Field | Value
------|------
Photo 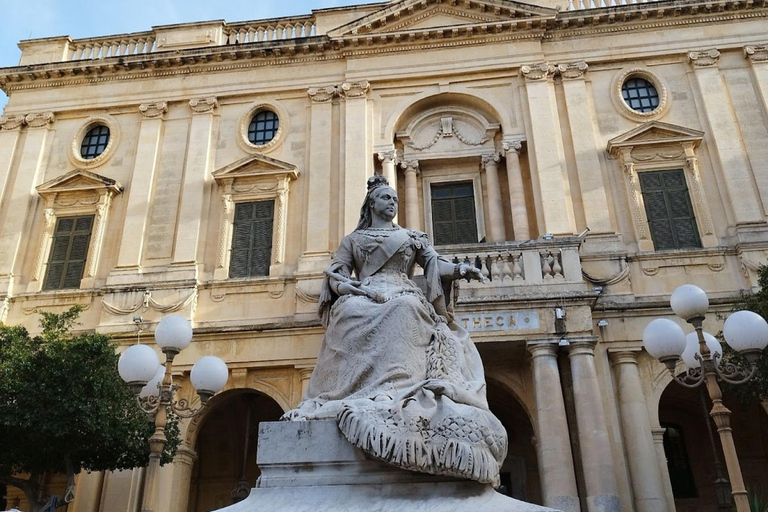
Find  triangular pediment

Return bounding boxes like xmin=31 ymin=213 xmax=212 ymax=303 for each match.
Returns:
xmin=212 ymin=154 xmax=299 ymax=183
xmin=36 ymin=169 xmax=122 ymax=196
xmin=607 ymin=121 xmax=704 ymax=154
xmin=329 ymin=0 xmax=556 ymax=37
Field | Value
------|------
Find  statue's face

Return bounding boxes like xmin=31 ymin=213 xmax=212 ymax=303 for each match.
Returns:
xmin=370 ymin=186 xmax=398 ymax=222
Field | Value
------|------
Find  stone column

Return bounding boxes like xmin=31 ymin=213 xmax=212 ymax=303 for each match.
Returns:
xmin=502 ymin=140 xmax=531 ymax=240
xmin=652 ymin=428 xmax=677 ymax=512
xmin=298 ymin=366 xmax=314 ymax=403
xmin=377 ymin=148 xmax=399 ymax=224
xmin=744 ymin=44 xmax=768 ymax=214
xmin=520 ymin=63 xmax=576 ymax=236
xmin=688 ymin=49 xmax=763 ymax=225
xmin=0 ymin=115 xmax=24 ymax=207
xmin=568 ymin=339 xmax=620 ymax=512
xmin=169 ymin=445 xmax=198 ymax=512
xmin=111 ymin=102 xmax=167 ymax=276
xmin=0 ymin=112 xmax=55 ymax=296
xmin=342 ymin=81 xmax=371 ymax=234
xmin=558 ymin=61 xmax=612 ymax=234
xmin=527 ymin=341 xmax=581 ymax=512
xmin=173 ymin=97 xmax=218 ymax=273
xmin=301 ymin=86 xmax=336 ymax=265
xmin=401 ymin=160 xmax=421 ymax=231
xmin=481 ymin=152 xmax=507 ymax=242
xmin=610 ymin=349 xmax=668 ymax=512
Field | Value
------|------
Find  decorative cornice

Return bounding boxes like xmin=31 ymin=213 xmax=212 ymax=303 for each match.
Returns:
xmin=688 ymin=48 xmax=720 ymax=67
xmin=520 ymin=62 xmax=556 ymax=82
xmin=557 ymin=60 xmax=588 ymax=80
xmin=24 ymin=111 xmax=55 ymax=128
xmin=139 ymin=101 xmax=168 ymax=118
xmin=0 ymin=115 xmax=26 ymax=131
xmin=744 ymin=44 xmax=768 ymax=63
xmin=189 ymin=96 xmax=218 ymax=113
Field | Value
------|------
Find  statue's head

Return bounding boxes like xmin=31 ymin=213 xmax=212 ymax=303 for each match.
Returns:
xmin=356 ymin=174 xmax=398 ymax=230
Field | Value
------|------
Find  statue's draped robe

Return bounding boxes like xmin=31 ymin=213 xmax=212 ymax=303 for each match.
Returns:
xmin=286 ymin=227 xmax=507 ymax=485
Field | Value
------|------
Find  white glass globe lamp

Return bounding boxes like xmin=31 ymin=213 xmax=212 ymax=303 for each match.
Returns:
xmin=670 ymin=284 xmax=709 ymax=322
xmin=139 ymin=365 xmax=165 ymax=398
xmin=154 ymin=315 xmax=193 ymax=358
xmin=190 ymin=356 xmax=229 ymax=403
xmin=643 ymin=318 xmax=687 ymax=371
xmin=119 ymin=344 xmax=160 ymax=394
xmin=723 ymin=310 xmax=768 ymax=364
xmin=681 ymin=331 xmax=722 ymax=369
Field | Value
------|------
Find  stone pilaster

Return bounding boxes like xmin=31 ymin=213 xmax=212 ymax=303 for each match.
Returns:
xmin=168 ymin=445 xmax=198 ymax=512
xmin=520 ymin=63 xmax=575 ymax=236
xmin=528 ymin=341 xmax=581 ymax=512
xmin=0 ymin=115 xmax=24 ymax=211
xmin=172 ymin=97 xmax=219 ymax=273
xmin=651 ymin=428 xmax=677 ymax=512
xmin=688 ymin=49 xmax=763 ymax=225
xmin=744 ymin=44 xmax=768 ymax=215
xmin=481 ymin=152 xmax=506 ymax=242
xmin=502 ymin=139 xmax=531 ymax=240
xmin=342 ymin=80 xmax=371 ymax=234
xmin=109 ymin=102 xmax=167 ymax=280
xmin=401 ymin=160 xmax=421 ymax=231
xmin=0 ymin=111 xmax=55 ymax=296
xmin=568 ymin=339 xmax=620 ymax=512
xmin=377 ymin=148 xmax=399 ymax=224
xmin=558 ymin=61 xmax=612 ymax=234
xmin=610 ymin=349 xmax=668 ymax=512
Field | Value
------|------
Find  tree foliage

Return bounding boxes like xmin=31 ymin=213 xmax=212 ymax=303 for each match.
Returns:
xmin=0 ymin=306 xmax=180 ymax=511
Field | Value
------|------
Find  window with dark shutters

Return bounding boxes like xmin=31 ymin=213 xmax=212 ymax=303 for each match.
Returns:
xmin=639 ymin=169 xmax=701 ymax=250
xmin=43 ymin=215 xmax=94 ymax=290
xmin=229 ymin=201 xmax=274 ymax=278
xmin=431 ymin=182 xmax=478 ymax=245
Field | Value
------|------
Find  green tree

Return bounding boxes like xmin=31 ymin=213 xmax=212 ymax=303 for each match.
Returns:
xmin=0 ymin=306 xmax=180 ymax=511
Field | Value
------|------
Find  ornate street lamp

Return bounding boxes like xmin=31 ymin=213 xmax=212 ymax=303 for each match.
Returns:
xmin=118 ymin=315 xmax=229 ymax=512
xmin=642 ymin=284 xmax=768 ymax=512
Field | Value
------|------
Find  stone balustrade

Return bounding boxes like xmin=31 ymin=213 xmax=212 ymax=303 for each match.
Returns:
xmin=438 ymin=237 xmax=585 ymax=293
xmin=68 ymin=34 xmax=157 ymax=60
xmin=223 ymin=18 xmax=316 ymax=44
xmin=567 ymin=0 xmax=663 ymax=10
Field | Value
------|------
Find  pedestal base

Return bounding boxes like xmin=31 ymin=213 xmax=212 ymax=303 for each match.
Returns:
xmin=214 ymin=420 xmax=559 ymax=512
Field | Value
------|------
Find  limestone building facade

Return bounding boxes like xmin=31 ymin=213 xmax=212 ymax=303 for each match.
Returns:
xmin=1 ymin=0 xmax=767 ymax=511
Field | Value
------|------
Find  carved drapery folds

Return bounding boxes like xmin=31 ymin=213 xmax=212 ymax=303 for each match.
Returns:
xmin=744 ymin=44 xmax=768 ymax=63
xmin=188 ymin=96 xmax=218 ymax=113
xmin=0 ymin=112 xmax=54 ymax=131
xmin=520 ymin=62 xmax=556 ymax=82
xmin=688 ymin=48 xmax=720 ymax=67
xmin=32 ymin=170 xmax=122 ymax=290
xmin=212 ymin=154 xmax=299 ymax=280
xmin=139 ymin=101 xmax=168 ymax=118
xmin=607 ymin=121 xmax=717 ymax=251
xmin=307 ymin=80 xmax=370 ymax=102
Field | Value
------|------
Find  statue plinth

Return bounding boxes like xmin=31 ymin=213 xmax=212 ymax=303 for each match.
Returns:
xmin=214 ymin=420 xmax=559 ymax=512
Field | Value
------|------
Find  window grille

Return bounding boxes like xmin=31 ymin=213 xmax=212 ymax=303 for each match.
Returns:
xmin=80 ymin=125 xmax=110 ymax=159
xmin=622 ymin=77 xmax=660 ymax=113
xmin=247 ymin=110 xmax=279 ymax=146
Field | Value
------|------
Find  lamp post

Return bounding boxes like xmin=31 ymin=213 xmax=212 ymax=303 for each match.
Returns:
xmin=118 ymin=315 xmax=229 ymax=512
xmin=642 ymin=284 xmax=768 ymax=512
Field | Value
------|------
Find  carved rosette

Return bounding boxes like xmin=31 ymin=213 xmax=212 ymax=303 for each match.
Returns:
xmin=24 ymin=112 xmax=55 ymax=128
xmin=688 ymin=49 xmax=720 ymax=67
xmin=744 ymin=44 xmax=768 ymax=63
xmin=557 ymin=60 xmax=588 ymax=80
xmin=0 ymin=115 xmax=26 ymax=131
xmin=139 ymin=101 xmax=168 ymax=118
xmin=189 ymin=96 xmax=218 ymax=113
xmin=520 ymin=62 xmax=556 ymax=82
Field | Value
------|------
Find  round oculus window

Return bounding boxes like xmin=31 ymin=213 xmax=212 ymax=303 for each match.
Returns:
xmin=80 ymin=125 xmax=111 ymax=160
xmin=621 ymin=77 xmax=660 ymax=113
xmin=247 ymin=110 xmax=279 ymax=146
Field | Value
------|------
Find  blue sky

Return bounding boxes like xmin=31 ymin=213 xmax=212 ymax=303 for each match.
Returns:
xmin=0 ymin=0 xmax=384 ymax=111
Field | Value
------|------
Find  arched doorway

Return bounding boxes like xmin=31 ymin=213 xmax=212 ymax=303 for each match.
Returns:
xmin=187 ymin=390 xmax=283 ymax=512
xmin=658 ymin=381 xmax=768 ymax=512
xmin=487 ymin=379 xmax=542 ymax=505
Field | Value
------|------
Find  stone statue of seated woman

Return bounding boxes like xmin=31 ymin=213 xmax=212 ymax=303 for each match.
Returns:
xmin=284 ymin=174 xmax=508 ymax=486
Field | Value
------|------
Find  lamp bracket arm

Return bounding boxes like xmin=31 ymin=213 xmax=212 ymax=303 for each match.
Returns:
xmin=674 ymin=367 xmax=705 ymax=389
xmin=715 ymin=359 xmax=758 ymax=385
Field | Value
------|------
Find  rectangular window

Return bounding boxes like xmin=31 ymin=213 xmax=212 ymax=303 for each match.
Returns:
xmin=43 ymin=215 xmax=94 ymax=290
xmin=229 ymin=201 xmax=274 ymax=278
xmin=639 ymin=169 xmax=701 ymax=250
xmin=431 ymin=182 xmax=478 ymax=245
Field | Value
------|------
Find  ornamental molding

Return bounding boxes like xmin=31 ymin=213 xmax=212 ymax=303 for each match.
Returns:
xmin=69 ymin=113 xmax=121 ymax=170
xmin=189 ymin=96 xmax=218 ymax=113
xmin=341 ymin=80 xmax=370 ymax=98
xmin=0 ymin=115 xmax=26 ymax=131
xmin=24 ymin=111 xmax=55 ymax=128
xmin=377 ymin=150 xmax=399 ymax=165
xmin=520 ymin=62 xmax=556 ymax=82
xmin=308 ymin=80 xmax=370 ymax=102
xmin=308 ymin=85 xmax=339 ymax=103
xmin=139 ymin=101 xmax=168 ymax=118
xmin=688 ymin=48 xmax=721 ymax=67
xmin=557 ymin=60 xmax=588 ymax=80
xmin=744 ymin=44 xmax=768 ymax=63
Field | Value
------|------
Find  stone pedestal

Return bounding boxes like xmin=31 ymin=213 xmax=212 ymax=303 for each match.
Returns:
xmin=214 ymin=420 xmax=559 ymax=512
